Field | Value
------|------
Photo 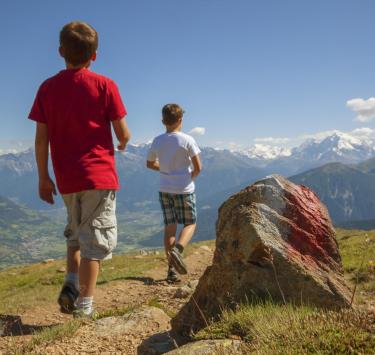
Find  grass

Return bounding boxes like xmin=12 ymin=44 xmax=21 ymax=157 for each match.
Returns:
xmin=0 ymin=252 xmax=163 ymax=315
xmin=336 ymin=229 xmax=375 ymax=295
xmin=14 ymin=320 xmax=82 ymax=355
xmin=0 ymin=240 xmax=213 ymax=315
xmin=196 ymin=301 xmax=375 ymax=354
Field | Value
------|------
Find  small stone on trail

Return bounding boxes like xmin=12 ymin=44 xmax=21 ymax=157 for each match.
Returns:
xmin=174 ymin=286 xmax=192 ymax=299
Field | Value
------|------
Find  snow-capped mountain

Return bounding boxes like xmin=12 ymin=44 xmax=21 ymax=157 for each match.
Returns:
xmin=2 ymin=130 xmax=375 ymax=213
xmin=233 ymin=144 xmax=292 ymax=160
xmin=290 ymin=131 xmax=375 ymax=163
xmin=228 ymin=130 xmax=375 ymax=175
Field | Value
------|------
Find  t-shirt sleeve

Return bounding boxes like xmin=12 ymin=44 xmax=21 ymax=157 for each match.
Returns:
xmin=28 ymin=86 xmax=47 ymax=123
xmin=187 ymin=137 xmax=201 ymax=158
xmin=107 ymin=80 xmax=127 ymax=121
xmin=147 ymin=139 xmax=158 ymax=161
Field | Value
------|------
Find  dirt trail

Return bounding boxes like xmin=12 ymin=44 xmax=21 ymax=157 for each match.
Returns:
xmin=0 ymin=246 xmax=214 ymax=354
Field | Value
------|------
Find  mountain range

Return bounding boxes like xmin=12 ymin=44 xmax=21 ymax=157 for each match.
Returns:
xmin=3 ymin=130 xmax=375 ymax=266
xmin=2 ymin=130 xmax=375 ymax=209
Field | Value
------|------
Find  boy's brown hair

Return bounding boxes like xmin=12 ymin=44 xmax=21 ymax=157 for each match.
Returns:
xmin=162 ymin=104 xmax=184 ymax=125
xmin=60 ymin=21 xmax=98 ymax=66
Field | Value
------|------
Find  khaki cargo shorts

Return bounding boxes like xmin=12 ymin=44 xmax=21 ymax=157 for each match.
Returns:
xmin=62 ymin=190 xmax=117 ymax=260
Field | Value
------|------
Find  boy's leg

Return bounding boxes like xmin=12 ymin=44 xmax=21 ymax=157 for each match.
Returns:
xmin=65 ymin=245 xmax=80 ymax=289
xmin=79 ymin=258 xmax=100 ymax=297
xmin=67 ymin=245 xmax=80 ymax=274
xmin=159 ymin=192 xmax=180 ymax=282
xmin=58 ymin=193 xmax=80 ymax=314
xmin=169 ymin=193 xmax=197 ymax=274
xmin=177 ymin=223 xmax=196 ymax=249
xmin=164 ymin=223 xmax=177 ymax=261
xmin=164 ymin=224 xmax=180 ymax=283
xmin=74 ymin=190 xmax=117 ymax=318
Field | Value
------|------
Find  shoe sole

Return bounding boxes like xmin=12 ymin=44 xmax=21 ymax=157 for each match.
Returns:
xmin=170 ymin=250 xmax=188 ymax=275
xmin=58 ymin=293 xmax=76 ymax=314
xmin=166 ymin=276 xmax=180 ymax=284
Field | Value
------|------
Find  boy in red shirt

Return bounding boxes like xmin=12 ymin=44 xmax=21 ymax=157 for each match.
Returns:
xmin=29 ymin=21 xmax=131 ymax=318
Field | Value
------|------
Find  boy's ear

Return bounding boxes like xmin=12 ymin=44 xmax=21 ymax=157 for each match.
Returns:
xmin=91 ymin=51 xmax=97 ymax=62
xmin=58 ymin=46 xmax=65 ymax=58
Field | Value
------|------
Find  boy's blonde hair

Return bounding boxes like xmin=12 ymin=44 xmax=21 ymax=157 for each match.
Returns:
xmin=162 ymin=104 xmax=184 ymax=125
xmin=60 ymin=21 xmax=98 ymax=66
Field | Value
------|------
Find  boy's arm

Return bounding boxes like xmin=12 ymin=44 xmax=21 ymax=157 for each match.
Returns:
xmin=146 ymin=160 xmax=160 ymax=171
xmin=35 ymin=122 xmax=56 ymax=204
xmin=191 ymin=154 xmax=202 ymax=179
xmin=111 ymin=117 xmax=131 ymax=151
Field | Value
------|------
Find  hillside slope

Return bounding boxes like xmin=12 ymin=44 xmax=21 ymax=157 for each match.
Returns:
xmin=290 ymin=162 xmax=375 ymax=223
xmin=0 ymin=195 xmax=64 ymax=268
xmin=0 ymin=231 xmax=374 ymax=354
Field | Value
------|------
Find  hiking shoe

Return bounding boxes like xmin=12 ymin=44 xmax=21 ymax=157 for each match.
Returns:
xmin=58 ymin=281 xmax=79 ymax=314
xmin=72 ymin=308 xmax=98 ymax=320
xmin=167 ymin=266 xmax=180 ymax=284
xmin=169 ymin=247 xmax=188 ymax=275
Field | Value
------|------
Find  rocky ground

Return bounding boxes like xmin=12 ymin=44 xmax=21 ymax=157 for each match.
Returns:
xmin=0 ymin=245 xmax=217 ymax=354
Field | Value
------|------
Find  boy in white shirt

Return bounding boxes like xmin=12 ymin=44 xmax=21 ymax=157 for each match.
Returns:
xmin=147 ymin=104 xmax=202 ymax=283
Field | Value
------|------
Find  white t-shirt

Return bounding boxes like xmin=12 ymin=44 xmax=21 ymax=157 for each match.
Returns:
xmin=147 ymin=132 xmax=201 ymax=194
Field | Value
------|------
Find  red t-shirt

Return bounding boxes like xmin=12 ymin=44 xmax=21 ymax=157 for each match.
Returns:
xmin=29 ymin=68 xmax=126 ymax=194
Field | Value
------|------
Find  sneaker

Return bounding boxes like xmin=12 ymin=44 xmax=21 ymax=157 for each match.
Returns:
xmin=72 ymin=308 xmax=98 ymax=320
xmin=169 ymin=247 xmax=188 ymax=275
xmin=167 ymin=266 xmax=180 ymax=284
xmin=58 ymin=281 xmax=79 ymax=314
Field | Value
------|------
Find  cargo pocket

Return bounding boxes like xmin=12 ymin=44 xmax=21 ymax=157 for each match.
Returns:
xmin=91 ymin=215 xmax=117 ymax=253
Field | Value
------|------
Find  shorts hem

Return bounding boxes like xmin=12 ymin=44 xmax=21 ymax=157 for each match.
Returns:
xmin=80 ymin=252 xmax=113 ymax=261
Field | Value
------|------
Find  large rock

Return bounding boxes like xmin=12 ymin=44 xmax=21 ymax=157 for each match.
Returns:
xmin=172 ymin=175 xmax=352 ymax=335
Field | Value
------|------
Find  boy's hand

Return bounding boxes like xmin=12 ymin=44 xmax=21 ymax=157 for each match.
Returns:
xmin=191 ymin=155 xmax=202 ymax=180
xmin=112 ymin=118 xmax=131 ymax=151
xmin=117 ymin=141 xmax=127 ymax=151
xmin=39 ymin=177 xmax=57 ymax=204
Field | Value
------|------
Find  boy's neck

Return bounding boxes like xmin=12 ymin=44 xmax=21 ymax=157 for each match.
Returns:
xmin=166 ymin=127 xmax=181 ymax=133
xmin=165 ymin=120 xmax=183 ymax=133
xmin=65 ymin=61 xmax=91 ymax=70
xmin=166 ymin=125 xmax=182 ymax=133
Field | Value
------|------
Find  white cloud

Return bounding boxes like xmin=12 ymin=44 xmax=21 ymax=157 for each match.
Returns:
xmin=346 ymin=98 xmax=375 ymax=122
xmin=350 ymin=127 xmax=375 ymax=137
xmin=298 ymin=127 xmax=375 ymax=142
xmin=0 ymin=140 xmax=33 ymax=156
xmin=188 ymin=127 xmax=206 ymax=136
xmin=254 ymin=137 xmax=290 ymax=145
xmin=298 ymin=130 xmax=338 ymax=141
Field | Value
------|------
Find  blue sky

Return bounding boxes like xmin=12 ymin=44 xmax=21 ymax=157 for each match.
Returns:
xmin=1 ymin=0 xmax=375 ymax=150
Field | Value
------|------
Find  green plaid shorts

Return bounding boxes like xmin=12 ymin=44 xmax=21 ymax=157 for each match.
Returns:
xmin=159 ymin=192 xmax=197 ymax=225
